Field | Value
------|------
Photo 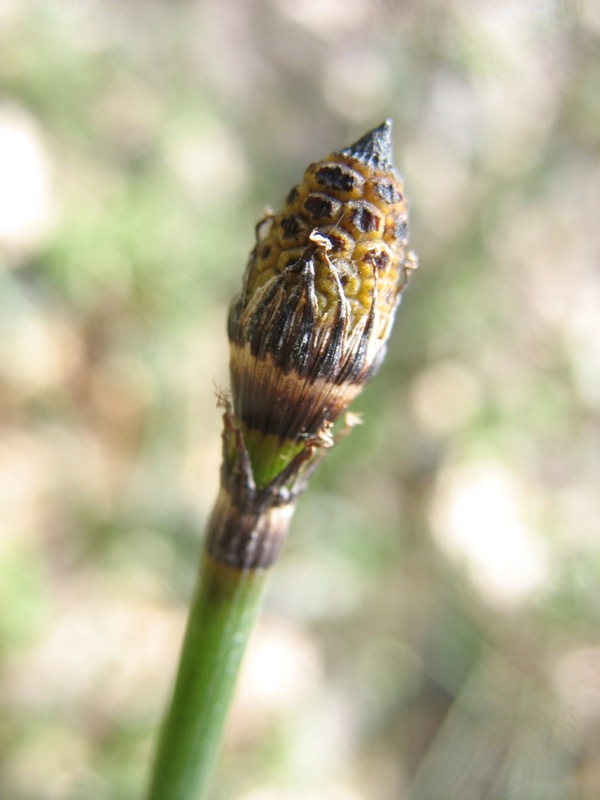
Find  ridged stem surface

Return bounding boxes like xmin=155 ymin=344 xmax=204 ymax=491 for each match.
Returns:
xmin=145 ymin=493 xmax=288 ymax=800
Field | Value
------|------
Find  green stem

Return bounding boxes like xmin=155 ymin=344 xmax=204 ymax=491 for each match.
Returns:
xmin=145 ymin=409 xmax=304 ymax=799
xmin=145 ymin=553 xmax=270 ymax=800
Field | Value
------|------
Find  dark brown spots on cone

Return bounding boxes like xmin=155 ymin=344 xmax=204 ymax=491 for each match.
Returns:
xmin=350 ymin=203 xmax=382 ymax=234
xmin=286 ymin=186 xmax=299 ymax=206
xmin=375 ymin=181 xmax=402 ymax=205
xmin=280 ymin=214 xmax=306 ymax=239
xmin=326 ymin=231 xmax=353 ymax=254
xmin=261 ymin=244 xmax=271 ymax=259
xmin=368 ymin=249 xmax=390 ymax=271
xmin=327 ymin=235 xmax=345 ymax=254
xmin=314 ymin=164 xmax=358 ymax=192
xmin=302 ymin=193 xmax=339 ymax=221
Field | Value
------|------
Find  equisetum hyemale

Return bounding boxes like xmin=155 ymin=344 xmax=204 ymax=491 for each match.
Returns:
xmin=146 ymin=120 xmax=417 ymax=800
xmin=211 ymin=118 xmax=417 ymax=569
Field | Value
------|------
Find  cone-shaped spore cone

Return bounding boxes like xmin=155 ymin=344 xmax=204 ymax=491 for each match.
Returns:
xmin=226 ymin=120 xmax=417 ymax=497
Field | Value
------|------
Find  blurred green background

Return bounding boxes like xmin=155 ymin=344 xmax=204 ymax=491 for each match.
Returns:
xmin=1 ymin=1 xmax=600 ymax=798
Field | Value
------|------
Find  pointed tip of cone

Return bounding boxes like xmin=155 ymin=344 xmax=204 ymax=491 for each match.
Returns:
xmin=338 ymin=119 xmax=394 ymax=171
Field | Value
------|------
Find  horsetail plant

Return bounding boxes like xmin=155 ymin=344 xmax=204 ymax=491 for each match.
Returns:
xmin=145 ymin=120 xmax=417 ymax=800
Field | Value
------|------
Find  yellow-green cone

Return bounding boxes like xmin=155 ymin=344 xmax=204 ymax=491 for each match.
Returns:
xmin=209 ymin=120 xmax=417 ymax=569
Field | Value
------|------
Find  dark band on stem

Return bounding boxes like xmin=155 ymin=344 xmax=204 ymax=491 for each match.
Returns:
xmin=205 ymin=486 xmax=294 ymax=569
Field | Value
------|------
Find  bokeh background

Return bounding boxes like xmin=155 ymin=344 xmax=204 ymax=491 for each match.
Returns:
xmin=1 ymin=1 xmax=600 ymax=798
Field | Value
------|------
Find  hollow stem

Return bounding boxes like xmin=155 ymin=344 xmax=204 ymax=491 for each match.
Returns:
xmin=145 ymin=556 xmax=270 ymax=800
xmin=145 ymin=474 xmax=294 ymax=800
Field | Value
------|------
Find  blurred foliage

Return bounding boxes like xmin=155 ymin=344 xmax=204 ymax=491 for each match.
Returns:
xmin=1 ymin=1 xmax=600 ymax=799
